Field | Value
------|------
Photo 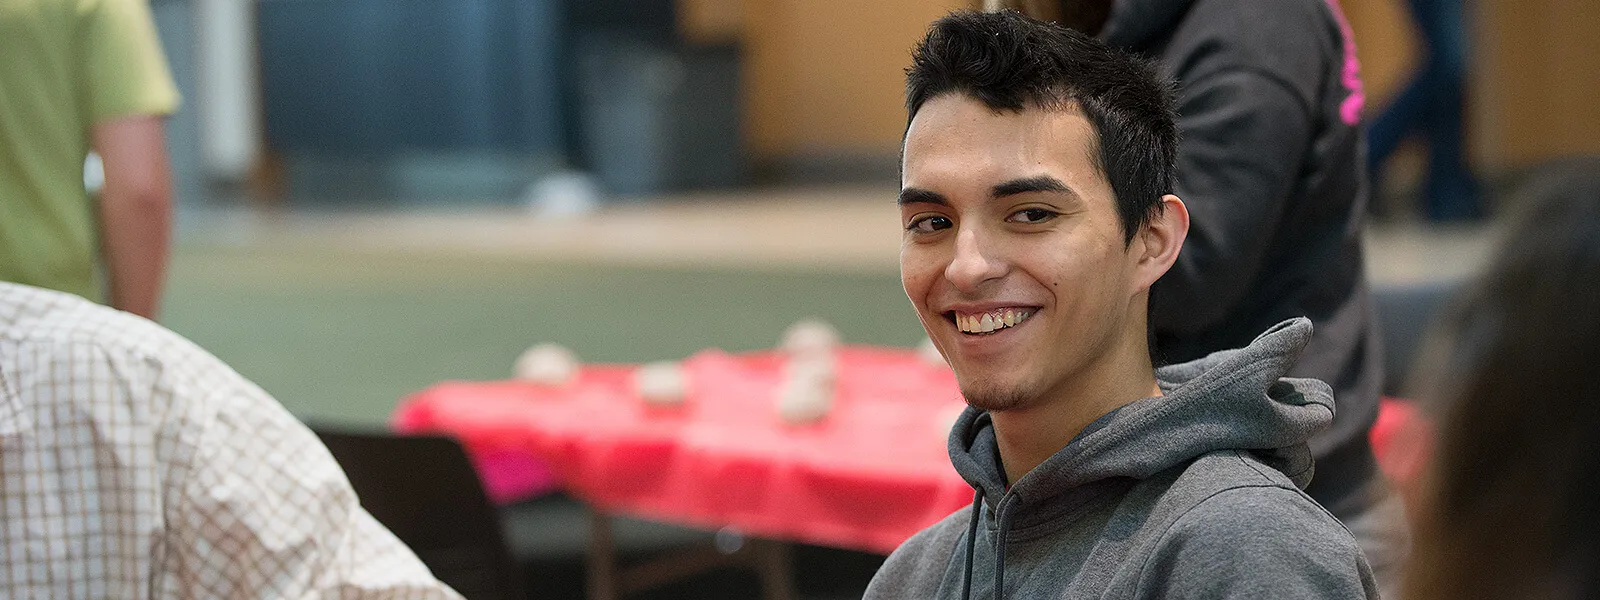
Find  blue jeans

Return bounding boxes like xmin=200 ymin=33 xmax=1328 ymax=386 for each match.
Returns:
xmin=1367 ymin=0 xmax=1482 ymax=221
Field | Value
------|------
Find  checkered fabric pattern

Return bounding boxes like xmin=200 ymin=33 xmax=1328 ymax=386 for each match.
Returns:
xmin=0 ymin=283 xmax=463 ymax=599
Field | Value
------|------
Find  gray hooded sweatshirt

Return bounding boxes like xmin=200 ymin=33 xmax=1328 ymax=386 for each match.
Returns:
xmin=864 ymin=319 xmax=1378 ymax=599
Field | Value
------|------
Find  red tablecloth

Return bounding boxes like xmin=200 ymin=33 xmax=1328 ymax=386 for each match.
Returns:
xmin=392 ymin=347 xmax=974 ymax=554
xmin=393 ymin=345 xmax=1421 ymax=554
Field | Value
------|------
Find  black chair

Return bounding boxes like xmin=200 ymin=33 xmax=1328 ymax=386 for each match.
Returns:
xmin=313 ymin=427 xmax=736 ymax=600
xmin=314 ymin=428 xmax=528 ymax=600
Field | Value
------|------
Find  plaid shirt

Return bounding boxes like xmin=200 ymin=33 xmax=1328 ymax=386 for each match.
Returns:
xmin=0 ymin=283 xmax=462 ymax=599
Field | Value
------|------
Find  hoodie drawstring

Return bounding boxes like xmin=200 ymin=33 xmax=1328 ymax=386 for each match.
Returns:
xmin=993 ymin=495 xmax=1012 ymax=600
xmin=960 ymin=487 xmax=1015 ymax=600
xmin=961 ymin=488 xmax=983 ymax=600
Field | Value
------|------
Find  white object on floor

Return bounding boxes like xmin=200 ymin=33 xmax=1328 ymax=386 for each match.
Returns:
xmin=525 ymin=170 xmax=602 ymax=218
xmin=636 ymin=361 xmax=688 ymax=406
xmin=515 ymin=343 xmax=580 ymax=386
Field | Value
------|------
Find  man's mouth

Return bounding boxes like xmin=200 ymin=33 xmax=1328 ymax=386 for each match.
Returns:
xmin=947 ymin=308 xmax=1036 ymax=335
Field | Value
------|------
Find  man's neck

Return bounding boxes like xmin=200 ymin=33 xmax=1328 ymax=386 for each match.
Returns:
xmin=990 ymin=356 xmax=1162 ymax=487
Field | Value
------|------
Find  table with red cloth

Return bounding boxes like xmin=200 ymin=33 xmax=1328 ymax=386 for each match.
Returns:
xmin=392 ymin=346 xmax=975 ymax=555
xmin=392 ymin=345 xmax=1421 ymax=556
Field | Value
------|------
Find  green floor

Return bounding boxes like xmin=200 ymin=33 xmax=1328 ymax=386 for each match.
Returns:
xmin=162 ymin=246 xmax=923 ymax=427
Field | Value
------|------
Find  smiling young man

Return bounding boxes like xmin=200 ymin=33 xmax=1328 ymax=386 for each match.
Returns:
xmin=864 ymin=11 xmax=1378 ymax=600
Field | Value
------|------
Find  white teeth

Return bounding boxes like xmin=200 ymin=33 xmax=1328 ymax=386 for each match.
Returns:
xmin=954 ymin=309 xmax=1034 ymax=334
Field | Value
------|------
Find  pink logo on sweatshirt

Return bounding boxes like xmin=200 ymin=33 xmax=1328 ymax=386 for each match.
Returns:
xmin=1322 ymin=0 xmax=1365 ymax=125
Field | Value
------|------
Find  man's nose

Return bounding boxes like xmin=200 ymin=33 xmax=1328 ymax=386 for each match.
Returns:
xmin=944 ymin=227 xmax=1007 ymax=292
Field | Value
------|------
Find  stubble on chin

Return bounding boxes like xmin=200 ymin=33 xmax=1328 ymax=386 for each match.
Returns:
xmin=958 ymin=379 xmax=1035 ymax=412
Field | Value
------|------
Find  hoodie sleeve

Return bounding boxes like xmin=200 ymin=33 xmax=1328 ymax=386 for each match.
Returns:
xmin=1134 ymin=487 xmax=1379 ymax=599
xmin=1149 ymin=68 xmax=1313 ymax=334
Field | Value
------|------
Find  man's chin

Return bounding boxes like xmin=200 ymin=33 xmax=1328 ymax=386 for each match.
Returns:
xmin=958 ymin=382 xmax=1035 ymax=412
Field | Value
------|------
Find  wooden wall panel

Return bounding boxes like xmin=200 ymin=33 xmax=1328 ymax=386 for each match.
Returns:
xmin=1473 ymin=0 xmax=1600 ymax=169
xmin=729 ymin=0 xmax=1600 ymax=171
xmin=740 ymin=0 xmax=974 ymax=159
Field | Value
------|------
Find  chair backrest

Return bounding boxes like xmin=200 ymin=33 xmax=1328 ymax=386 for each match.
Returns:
xmin=313 ymin=427 xmax=526 ymax=600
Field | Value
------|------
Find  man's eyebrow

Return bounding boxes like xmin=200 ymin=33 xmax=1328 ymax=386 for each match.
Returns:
xmin=993 ymin=175 xmax=1072 ymax=198
xmin=898 ymin=187 xmax=948 ymax=206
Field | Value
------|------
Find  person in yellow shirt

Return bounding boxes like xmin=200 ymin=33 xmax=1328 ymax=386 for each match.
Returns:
xmin=0 ymin=0 xmax=179 ymax=320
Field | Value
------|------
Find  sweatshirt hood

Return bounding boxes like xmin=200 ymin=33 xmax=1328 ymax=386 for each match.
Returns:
xmin=948 ymin=317 xmax=1333 ymax=527
xmin=1100 ymin=0 xmax=1196 ymax=51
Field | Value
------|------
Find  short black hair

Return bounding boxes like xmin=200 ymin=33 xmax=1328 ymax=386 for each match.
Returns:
xmin=905 ymin=10 xmax=1178 ymax=243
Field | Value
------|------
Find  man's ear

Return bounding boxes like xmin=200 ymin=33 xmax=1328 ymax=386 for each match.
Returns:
xmin=1131 ymin=194 xmax=1189 ymax=291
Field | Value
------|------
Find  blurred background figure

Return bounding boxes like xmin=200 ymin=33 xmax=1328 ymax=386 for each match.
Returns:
xmin=0 ymin=0 xmax=179 ymax=320
xmin=1401 ymin=158 xmax=1600 ymax=600
xmin=1366 ymin=0 xmax=1481 ymax=222
xmin=991 ymin=0 xmax=1402 ymax=589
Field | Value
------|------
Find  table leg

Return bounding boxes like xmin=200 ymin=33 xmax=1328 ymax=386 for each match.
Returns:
xmin=587 ymin=510 xmax=618 ymax=600
xmin=587 ymin=507 xmax=795 ymax=600
xmin=754 ymin=538 xmax=796 ymax=600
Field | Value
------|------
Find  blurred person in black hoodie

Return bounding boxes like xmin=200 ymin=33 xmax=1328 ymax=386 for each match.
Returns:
xmin=992 ymin=0 xmax=1399 ymax=589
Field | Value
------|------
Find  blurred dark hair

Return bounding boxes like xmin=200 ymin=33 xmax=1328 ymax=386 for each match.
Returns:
xmin=904 ymin=10 xmax=1177 ymax=244
xmin=1404 ymin=157 xmax=1600 ymax=600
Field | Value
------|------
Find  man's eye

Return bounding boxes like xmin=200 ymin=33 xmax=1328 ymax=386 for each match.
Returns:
xmin=908 ymin=215 xmax=953 ymax=233
xmin=1008 ymin=208 xmax=1059 ymax=224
